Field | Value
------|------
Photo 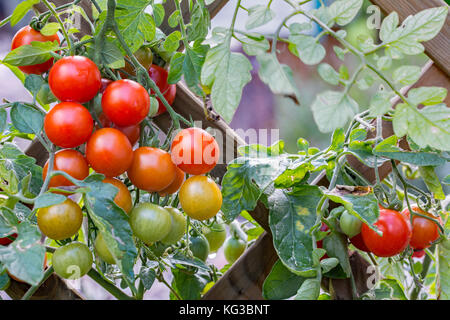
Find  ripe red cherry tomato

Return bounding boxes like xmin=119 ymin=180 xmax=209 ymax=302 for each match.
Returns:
xmin=401 ymin=206 xmax=441 ymax=250
xmin=86 ymin=128 xmax=133 ymax=178
xmin=49 ymin=56 xmax=101 ymax=103
xmin=43 ymin=149 xmax=89 ymax=189
xmin=148 ymin=65 xmax=177 ymax=116
xmin=103 ymin=177 xmax=133 ymax=214
xmin=44 ymin=102 xmax=93 ymax=148
xmin=316 ymin=223 xmax=329 ymax=260
xmin=361 ymin=207 xmax=412 ymax=257
xmin=127 ymin=147 xmax=177 ymax=192
xmin=349 ymin=232 xmax=370 ymax=252
xmin=158 ymin=166 xmax=185 ymax=197
xmin=97 ymin=113 xmax=140 ymax=146
xmin=412 ymin=249 xmax=426 ymax=259
xmin=11 ymin=26 xmax=60 ymax=74
xmin=171 ymin=127 xmax=220 ymax=175
xmin=101 ymin=79 xmax=150 ymax=127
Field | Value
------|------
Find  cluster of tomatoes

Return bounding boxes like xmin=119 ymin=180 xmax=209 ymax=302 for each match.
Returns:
xmin=2 ymin=25 xmax=226 ymax=282
xmin=329 ymin=204 xmax=442 ymax=259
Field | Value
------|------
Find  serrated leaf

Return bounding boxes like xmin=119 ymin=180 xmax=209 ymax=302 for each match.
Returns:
xmin=0 ymin=109 xmax=7 ymax=135
xmin=392 ymin=65 xmax=421 ymax=86
xmin=10 ymin=102 xmax=44 ymax=135
xmin=98 ymin=40 xmax=125 ymax=69
xmin=187 ymin=3 xmax=210 ymax=41
xmin=168 ymin=52 xmax=185 ymax=84
xmin=171 ymin=268 xmax=208 ymax=300
xmin=241 ymin=37 xmax=270 ymax=56
xmin=289 ymin=33 xmax=325 ymax=65
xmin=437 ymin=244 xmax=450 ymax=299
xmin=24 ymin=74 xmax=45 ymax=97
xmin=377 ymin=56 xmax=392 ymax=70
xmin=163 ymin=31 xmax=181 ymax=52
xmin=320 ymin=257 xmax=339 ymax=273
xmin=245 ymin=5 xmax=275 ymax=30
xmin=139 ymin=267 xmax=156 ymax=290
xmin=369 ymin=90 xmax=393 ymax=116
xmin=408 ymin=87 xmax=447 ymax=106
xmin=328 ymin=0 xmax=363 ymax=26
xmin=317 ymin=63 xmax=340 ymax=86
xmin=323 ymin=232 xmax=351 ymax=277
xmin=152 ymin=3 xmax=165 ymax=27
xmin=379 ymin=12 xmax=399 ymax=43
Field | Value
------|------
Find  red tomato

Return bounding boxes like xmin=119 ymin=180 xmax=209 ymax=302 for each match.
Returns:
xmin=412 ymin=249 xmax=426 ymax=259
xmin=401 ymin=206 xmax=441 ymax=250
xmin=43 ymin=149 xmax=90 ymax=189
xmin=361 ymin=207 xmax=412 ymax=257
xmin=103 ymin=178 xmax=133 ymax=214
xmin=349 ymin=232 xmax=370 ymax=252
xmin=44 ymin=102 xmax=93 ymax=148
xmin=148 ymin=65 xmax=177 ymax=116
xmin=86 ymin=128 xmax=133 ymax=178
xmin=159 ymin=166 xmax=185 ymax=196
xmin=97 ymin=113 xmax=140 ymax=146
xmin=171 ymin=127 xmax=220 ymax=175
xmin=48 ymin=56 xmax=101 ymax=103
xmin=11 ymin=26 xmax=60 ymax=74
xmin=101 ymin=79 xmax=150 ymax=127
xmin=316 ymin=223 xmax=329 ymax=260
xmin=127 ymin=147 xmax=177 ymax=192
xmin=155 ymin=84 xmax=176 ymax=116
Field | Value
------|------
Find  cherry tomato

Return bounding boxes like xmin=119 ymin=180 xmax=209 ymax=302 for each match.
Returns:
xmin=121 ymin=46 xmax=153 ymax=77
xmin=97 ymin=113 xmax=140 ymax=146
xmin=361 ymin=207 xmax=412 ymax=257
xmin=412 ymin=249 xmax=426 ymax=259
xmin=37 ymin=198 xmax=83 ymax=240
xmin=44 ymin=102 xmax=93 ymax=148
xmin=155 ymin=84 xmax=176 ymax=116
xmin=52 ymin=242 xmax=93 ymax=279
xmin=401 ymin=206 xmax=441 ymax=250
xmin=223 ymin=236 xmax=246 ymax=264
xmin=316 ymin=223 xmax=329 ymax=260
xmin=339 ymin=210 xmax=362 ymax=238
xmin=103 ymin=178 xmax=133 ymax=214
xmin=48 ymin=56 xmax=101 ymax=103
xmin=189 ymin=234 xmax=210 ymax=262
xmin=101 ymin=79 xmax=150 ymax=127
xmin=158 ymin=166 xmax=185 ymax=197
xmin=86 ymin=128 xmax=133 ymax=178
xmin=202 ymin=221 xmax=227 ymax=253
xmin=129 ymin=203 xmax=172 ymax=244
xmin=43 ymin=149 xmax=89 ymax=189
xmin=349 ymin=232 xmax=370 ymax=252
xmin=171 ymin=127 xmax=220 ymax=175
xmin=179 ymin=175 xmax=222 ymax=221
xmin=160 ymin=207 xmax=186 ymax=245
xmin=11 ymin=26 xmax=60 ymax=74
xmin=94 ymin=233 xmax=115 ymax=264
xmin=127 ymin=147 xmax=177 ymax=192
xmin=148 ymin=64 xmax=177 ymax=116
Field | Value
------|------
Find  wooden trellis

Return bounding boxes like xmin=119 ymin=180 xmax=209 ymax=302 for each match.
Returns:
xmin=5 ymin=0 xmax=449 ymax=300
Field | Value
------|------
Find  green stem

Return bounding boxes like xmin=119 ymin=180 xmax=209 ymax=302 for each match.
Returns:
xmin=41 ymin=0 xmax=73 ymax=54
xmin=410 ymin=247 xmax=433 ymax=300
xmin=87 ymin=269 xmax=134 ymax=300
xmin=21 ymin=266 xmax=54 ymax=300
xmin=158 ymin=273 xmax=182 ymax=300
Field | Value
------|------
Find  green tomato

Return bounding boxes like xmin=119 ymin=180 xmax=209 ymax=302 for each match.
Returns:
xmin=129 ymin=203 xmax=172 ymax=244
xmin=161 ymin=207 xmax=186 ymax=245
xmin=53 ymin=242 xmax=93 ymax=279
xmin=202 ymin=222 xmax=226 ymax=253
xmin=94 ymin=233 xmax=115 ymax=264
xmin=189 ymin=234 xmax=210 ymax=262
xmin=339 ymin=210 xmax=362 ymax=238
xmin=223 ymin=237 xmax=246 ymax=264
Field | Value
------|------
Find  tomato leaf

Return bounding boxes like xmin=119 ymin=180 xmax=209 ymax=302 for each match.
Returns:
xmin=392 ymin=65 xmax=421 ymax=86
xmin=10 ymin=0 xmax=40 ymax=26
xmin=245 ymin=5 xmax=275 ymax=30
xmin=372 ymin=278 xmax=408 ymax=300
xmin=186 ymin=3 xmax=210 ymax=42
xmin=294 ymin=278 xmax=321 ymax=300
xmin=139 ymin=266 xmax=156 ymax=290
xmin=328 ymin=0 xmax=363 ymax=26
xmin=34 ymin=193 xmax=66 ymax=209
xmin=152 ymin=3 xmax=165 ymax=27
xmin=0 ymin=206 xmax=19 ymax=238
xmin=262 ymin=259 xmax=306 ymax=300
xmin=3 ymin=41 xmax=59 ymax=67
xmin=418 ymin=166 xmax=445 ymax=200
xmin=437 ymin=244 xmax=450 ymax=300
xmin=323 ymin=231 xmax=351 ymax=277
xmin=171 ymin=268 xmax=209 ymax=300
xmin=408 ymin=87 xmax=447 ymax=106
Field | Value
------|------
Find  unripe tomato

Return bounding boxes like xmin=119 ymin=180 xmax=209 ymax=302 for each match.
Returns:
xmin=349 ymin=232 xmax=370 ymax=252
xmin=179 ymin=175 xmax=222 ymax=221
xmin=103 ymin=178 xmax=133 ymax=214
xmin=223 ymin=236 xmax=246 ymax=264
xmin=94 ymin=233 xmax=115 ymax=264
xmin=86 ymin=128 xmax=133 ymax=178
xmin=43 ymin=149 xmax=89 ymax=189
xmin=52 ymin=242 xmax=93 ymax=279
xmin=101 ymin=79 xmax=150 ymax=127
xmin=122 ymin=46 xmax=153 ymax=77
xmin=401 ymin=206 xmax=441 ymax=250
xmin=160 ymin=207 xmax=186 ymax=245
xmin=37 ymin=198 xmax=83 ymax=240
xmin=44 ymin=102 xmax=93 ymax=148
xmin=148 ymin=64 xmax=177 ymax=116
xmin=97 ymin=113 xmax=140 ymax=146
xmin=129 ymin=203 xmax=172 ymax=244
xmin=202 ymin=221 xmax=227 ymax=253
xmin=361 ymin=207 xmax=412 ymax=257
xmin=11 ymin=26 xmax=60 ymax=74
xmin=49 ymin=56 xmax=101 ymax=103
xmin=316 ymin=223 xmax=329 ymax=260
xmin=339 ymin=210 xmax=362 ymax=238
xmin=171 ymin=127 xmax=220 ymax=176
xmin=189 ymin=234 xmax=210 ymax=262
xmin=127 ymin=147 xmax=177 ymax=192
xmin=158 ymin=166 xmax=185 ymax=196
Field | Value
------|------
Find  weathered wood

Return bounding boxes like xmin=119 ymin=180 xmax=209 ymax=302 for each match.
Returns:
xmin=371 ymin=0 xmax=450 ymax=77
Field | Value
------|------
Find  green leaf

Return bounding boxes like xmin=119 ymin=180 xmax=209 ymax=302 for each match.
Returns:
xmin=168 ymin=52 xmax=185 ymax=84
xmin=323 ymin=232 xmax=351 ymax=277
xmin=320 ymin=257 xmax=339 ymax=273
xmin=373 ymin=278 xmax=408 ymax=300
xmin=443 ymin=175 xmax=450 ymax=185
xmin=10 ymin=102 xmax=44 ymax=135
xmin=392 ymin=65 xmax=421 ymax=86
xmin=168 ymin=10 xmax=180 ymax=28
xmin=408 ymin=87 xmax=447 ymax=106
xmin=311 ymin=91 xmax=359 ymax=133
xmin=393 ymin=103 xmax=450 ymax=151
xmin=171 ymin=268 xmax=208 ymax=300
xmin=356 ymin=74 xmax=374 ymax=90
xmin=0 ymin=109 xmax=7 ymax=135
xmin=379 ymin=12 xmax=399 ymax=43
xmin=328 ymin=0 xmax=363 ymax=26
xmin=10 ymin=0 xmax=40 ymax=26
xmin=24 ymin=74 xmax=45 ymax=98
xmin=263 ymin=260 xmax=306 ymax=300
xmin=333 ymin=46 xmax=346 ymax=61
xmin=163 ymin=31 xmax=181 ymax=52
xmin=418 ymin=166 xmax=445 ymax=200
xmin=437 ymin=244 xmax=450 ymax=300
xmin=0 ymin=207 xmax=19 ymax=238
xmin=288 ymin=33 xmax=325 ymax=65
xmin=183 ymin=43 xmax=208 ymax=93
xmin=34 ymin=193 xmax=66 ymax=209
xmin=152 ymin=3 xmax=165 ymax=27
xmin=269 ymin=186 xmax=323 ymax=277
xmin=0 ymin=220 xmax=45 ymax=286
xmin=3 ymin=41 xmax=59 ymax=66
xmin=369 ymin=90 xmax=394 ymax=116
xmin=245 ymin=5 xmax=275 ymax=30
xmin=98 ymin=41 xmax=125 ymax=69
xmin=294 ymin=278 xmax=320 ymax=300
xmin=241 ymin=37 xmax=270 ymax=56
xmin=186 ymin=3 xmax=210 ymax=41
xmin=139 ymin=266 xmax=156 ymax=290
xmin=317 ymin=63 xmax=340 ymax=86
xmin=115 ymin=0 xmax=156 ymax=53
xmin=165 ymin=253 xmax=210 ymax=271
xmin=377 ymin=56 xmax=392 ymax=70
xmin=40 ymin=22 xmax=60 ymax=36
xmin=256 ymin=53 xmax=300 ymax=99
